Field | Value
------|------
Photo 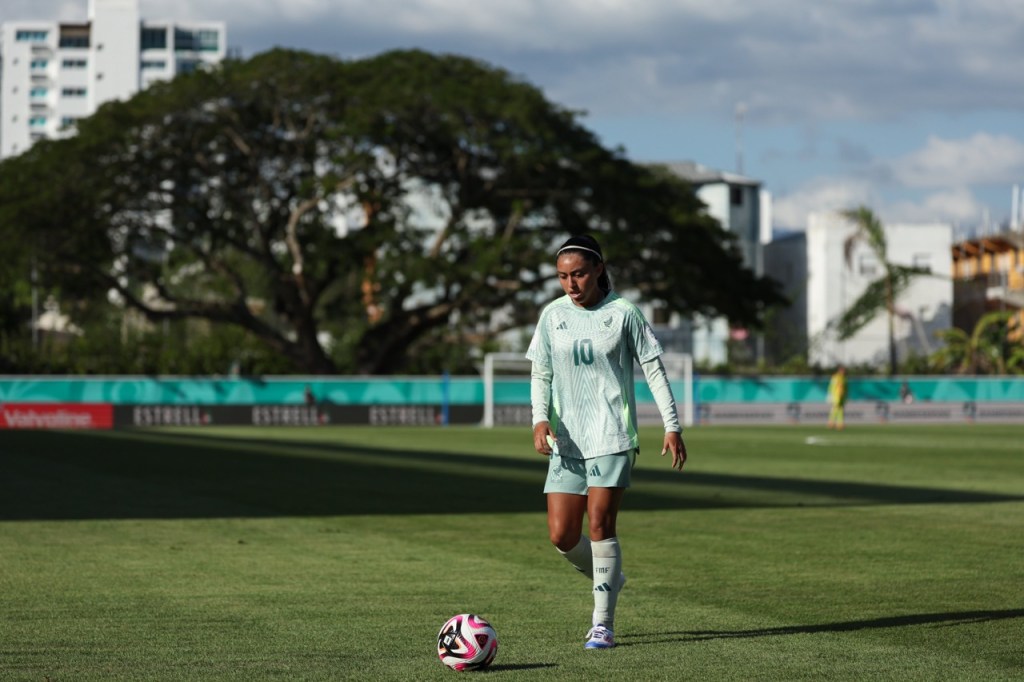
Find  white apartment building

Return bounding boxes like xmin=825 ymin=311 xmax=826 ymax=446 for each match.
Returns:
xmin=657 ymin=161 xmax=770 ymax=366
xmin=0 ymin=0 xmax=226 ymax=159
xmin=803 ymin=211 xmax=953 ymax=367
xmin=664 ymin=161 xmax=768 ymax=270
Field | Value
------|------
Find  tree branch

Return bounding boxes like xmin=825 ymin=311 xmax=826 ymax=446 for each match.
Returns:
xmin=222 ymin=125 xmax=253 ymax=156
xmin=285 ymin=195 xmax=321 ymax=307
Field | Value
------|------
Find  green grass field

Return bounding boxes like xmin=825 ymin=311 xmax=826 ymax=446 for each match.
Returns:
xmin=1 ymin=424 xmax=1022 ymax=681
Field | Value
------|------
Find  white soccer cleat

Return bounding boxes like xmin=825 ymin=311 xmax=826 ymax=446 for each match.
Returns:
xmin=584 ymin=624 xmax=615 ymax=649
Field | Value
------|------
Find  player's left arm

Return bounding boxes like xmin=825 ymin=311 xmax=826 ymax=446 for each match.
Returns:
xmin=641 ymin=356 xmax=687 ymax=471
xmin=625 ymin=304 xmax=687 ymax=471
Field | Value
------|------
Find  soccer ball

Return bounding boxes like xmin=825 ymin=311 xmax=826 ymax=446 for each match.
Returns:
xmin=436 ymin=613 xmax=498 ymax=671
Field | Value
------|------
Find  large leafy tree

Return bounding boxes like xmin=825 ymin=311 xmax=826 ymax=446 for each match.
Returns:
xmin=831 ymin=206 xmax=931 ymax=375
xmin=0 ymin=49 xmax=784 ymax=374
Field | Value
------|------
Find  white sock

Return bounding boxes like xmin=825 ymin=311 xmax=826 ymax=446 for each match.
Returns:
xmin=557 ymin=535 xmax=593 ymax=579
xmin=591 ymin=537 xmax=622 ymax=630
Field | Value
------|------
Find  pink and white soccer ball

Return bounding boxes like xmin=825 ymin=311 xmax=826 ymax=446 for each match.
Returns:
xmin=436 ymin=613 xmax=498 ymax=671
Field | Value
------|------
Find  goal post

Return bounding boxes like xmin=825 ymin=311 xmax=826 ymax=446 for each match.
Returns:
xmin=481 ymin=352 xmax=530 ymax=428
xmin=480 ymin=351 xmax=694 ymax=428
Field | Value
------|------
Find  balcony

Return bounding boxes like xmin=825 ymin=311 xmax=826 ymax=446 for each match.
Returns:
xmin=968 ymin=266 xmax=1022 ymax=307
xmin=59 ymin=24 xmax=91 ymax=49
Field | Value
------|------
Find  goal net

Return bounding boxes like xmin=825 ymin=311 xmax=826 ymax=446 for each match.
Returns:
xmin=480 ymin=351 xmax=694 ymax=428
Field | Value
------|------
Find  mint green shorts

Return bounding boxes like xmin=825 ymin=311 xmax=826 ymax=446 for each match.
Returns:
xmin=543 ymin=450 xmax=637 ymax=494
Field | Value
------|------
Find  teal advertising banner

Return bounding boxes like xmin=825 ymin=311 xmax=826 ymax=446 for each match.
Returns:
xmin=0 ymin=376 xmax=484 ymax=405
xmin=1 ymin=375 xmax=1023 ymax=406
xmin=692 ymin=377 xmax=1024 ymax=403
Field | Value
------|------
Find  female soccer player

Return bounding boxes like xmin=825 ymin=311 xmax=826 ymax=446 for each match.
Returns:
xmin=526 ymin=234 xmax=687 ymax=650
xmin=827 ymin=365 xmax=848 ymax=430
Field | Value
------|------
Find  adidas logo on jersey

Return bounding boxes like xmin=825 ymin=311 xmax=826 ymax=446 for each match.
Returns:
xmin=588 ymin=464 xmax=601 ymax=477
xmin=594 ymin=582 xmax=614 ymax=592
xmin=556 ymin=321 xmax=568 ymax=330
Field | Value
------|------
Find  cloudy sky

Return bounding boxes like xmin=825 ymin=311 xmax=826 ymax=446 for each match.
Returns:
xmin=8 ymin=0 xmax=1024 ymax=234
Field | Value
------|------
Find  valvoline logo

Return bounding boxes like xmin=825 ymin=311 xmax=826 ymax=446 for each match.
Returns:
xmin=0 ymin=403 xmax=113 ymax=429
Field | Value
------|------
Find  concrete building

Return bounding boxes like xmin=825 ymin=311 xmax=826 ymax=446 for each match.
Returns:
xmin=655 ymin=161 xmax=770 ymax=366
xmin=0 ymin=0 xmax=226 ymax=159
xmin=801 ymin=211 xmax=953 ymax=367
xmin=951 ymin=230 xmax=1024 ymax=339
xmin=664 ymin=161 xmax=769 ymax=269
xmin=762 ymin=229 xmax=809 ymax=363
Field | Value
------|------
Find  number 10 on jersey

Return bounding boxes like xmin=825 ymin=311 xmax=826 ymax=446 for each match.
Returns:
xmin=572 ymin=339 xmax=594 ymax=366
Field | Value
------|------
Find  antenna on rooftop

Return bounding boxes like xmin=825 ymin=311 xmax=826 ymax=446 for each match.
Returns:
xmin=735 ymin=102 xmax=747 ymax=176
xmin=1013 ymin=184 xmax=1021 ymax=232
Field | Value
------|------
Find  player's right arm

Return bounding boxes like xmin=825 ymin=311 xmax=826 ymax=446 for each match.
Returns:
xmin=533 ymin=420 xmax=555 ymax=455
xmin=527 ymin=307 xmax=555 ymax=455
xmin=530 ymin=360 xmax=555 ymax=455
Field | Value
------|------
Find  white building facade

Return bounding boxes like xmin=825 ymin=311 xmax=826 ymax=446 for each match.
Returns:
xmin=805 ymin=211 xmax=953 ymax=367
xmin=762 ymin=230 xmax=809 ymax=362
xmin=657 ymin=161 xmax=768 ymax=366
xmin=0 ymin=0 xmax=226 ymax=159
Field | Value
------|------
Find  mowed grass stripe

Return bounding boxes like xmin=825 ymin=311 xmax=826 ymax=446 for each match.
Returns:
xmin=2 ymin=425 xmax=1021 ymax=521
xmin=0 ymin=424 xmax=1022 ymax=680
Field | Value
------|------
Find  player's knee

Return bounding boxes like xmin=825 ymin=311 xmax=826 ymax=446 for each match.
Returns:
xmin=549 ymin=529 xmax=577 ymax=551
xmin=588 ymin=519 xmax=615 ymax=541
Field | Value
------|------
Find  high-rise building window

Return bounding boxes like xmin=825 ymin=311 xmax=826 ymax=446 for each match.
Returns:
xmin=174 ymin=28 xmax=194 ymax=51
xmin=175 ymin=28 xmax=220 ymax=52
xmin=141 ymin=27 xmax=168 ymax=50
xmin=59 ymin=35 xmax=90 ymax=48
xmin=730 ymin=186 xmax=745 ymax=207
xmin=196 ymin=30 xmax=220 ymax=51
xmin=16 ymin=30 xmax=49 ymax=42
xmin=62 ymin=59 xmax=88 ymax=69
xmin=30 ymin=87 xmax=48 ymax=97
xmin=29 ymin=115 xmax=47 ymax=126
xmin=142 ymin=60 xmax=167 ymax=69
xmin=61 ymin=87 xmax=87 ymax=98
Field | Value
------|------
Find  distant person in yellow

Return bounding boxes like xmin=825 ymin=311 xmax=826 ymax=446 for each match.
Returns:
xmin=827 ymin=366 xmax=848 ymax=430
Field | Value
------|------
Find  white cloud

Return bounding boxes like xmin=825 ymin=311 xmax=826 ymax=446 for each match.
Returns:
xmin=7 ymin=0 xmax=1024 ymax=233
xmin=888 ymin=133 xmax=1024 ymax=188
xmin=775 ymin=172 xmax=1010 ymax=234
xmin=10 ymin=0 xmax=1024 ymax=120
xmin=774 ymin=180 xmax=990 ymax=233
xmin=884 ymin=187 xmax=984 ymax=224
xmin=773 ymin=177 xmax=875 ymax=230
xmin=775 ymin=139 xmax=1011 ymax=230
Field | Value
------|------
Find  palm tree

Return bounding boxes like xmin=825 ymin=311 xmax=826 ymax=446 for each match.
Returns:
xmin=930 ymin=326 xmax=970 ymax=373
xmin=932 ymin=310 xmax=1023 ymax=374
xmin=831 ymin=206 xmax=931 ymax=375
